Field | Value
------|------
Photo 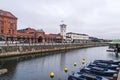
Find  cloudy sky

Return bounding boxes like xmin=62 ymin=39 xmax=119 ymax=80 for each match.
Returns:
xmin=0 ymin=0 xmax=120 ymax=39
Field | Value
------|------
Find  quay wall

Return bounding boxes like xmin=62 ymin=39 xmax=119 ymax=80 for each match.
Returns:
xmin=0 ymin=43 xmax=109 ymax=58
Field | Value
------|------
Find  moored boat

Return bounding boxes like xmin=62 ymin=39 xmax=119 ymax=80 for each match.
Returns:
xmin=89 ymin=62 xmax=119 ymax=70
xmin=68 ymin=72 xmax=109 ymax=80
xmin=79 ymin=69 xmax=118 ymax=80
xmin=106 ymin=49 xmax=114 ymax=52
xmin=80 ymin=66 xmax=117 ymax=76
xmin=68 ymin=74 xmax=86 ymax=80
xmin=93 ymin=60 xmax=120 ymax=65
xmin=68 ymin=59 xmax=119 ymax=80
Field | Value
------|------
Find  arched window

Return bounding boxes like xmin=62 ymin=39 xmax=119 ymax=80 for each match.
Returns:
xmin=38 ymin=36 xmax=43 ymax=43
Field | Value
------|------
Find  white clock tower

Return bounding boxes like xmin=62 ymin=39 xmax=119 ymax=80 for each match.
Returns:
xmin=60 ymin=23 xmax=67 ymax=40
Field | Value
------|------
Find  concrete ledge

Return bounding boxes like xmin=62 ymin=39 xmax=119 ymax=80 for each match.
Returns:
xmin=0 ymin=69 xmax=8 ymax=75
xmin=0 ymin=44 xmax=108 ymax=58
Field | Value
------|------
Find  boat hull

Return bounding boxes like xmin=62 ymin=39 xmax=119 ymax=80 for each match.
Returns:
xmin=94 ymin=60 xmax=120 ymax=65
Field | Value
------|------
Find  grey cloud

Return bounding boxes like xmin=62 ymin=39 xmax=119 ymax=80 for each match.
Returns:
xmin=0 ymin=0 xmax=120 ymax=39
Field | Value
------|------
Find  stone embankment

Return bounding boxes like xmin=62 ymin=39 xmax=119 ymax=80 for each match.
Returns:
xmin=0 ymin=42 xmax=108 ymax=58
xmin=0 ymin=69 xmax=8 ymax=75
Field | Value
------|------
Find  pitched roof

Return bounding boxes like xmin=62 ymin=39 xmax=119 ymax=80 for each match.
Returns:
xmin=0 ymin=9 xmax=17 ymax=19
xmin=17 ymin=28 xmax=31 ymax=32
xmin=37 ymin=29 xmax=44 ymax=32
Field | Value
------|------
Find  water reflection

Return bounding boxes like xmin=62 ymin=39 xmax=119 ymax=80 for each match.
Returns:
xmin=60 ymin=52 xmax=66 ymax=70
xmin=0 ymin=46 xmax=119 ymax=80
xmin=107 ymin=52 xmax=120 ymax=60
xmin=0 ymin=59 xmax=17 ymax=80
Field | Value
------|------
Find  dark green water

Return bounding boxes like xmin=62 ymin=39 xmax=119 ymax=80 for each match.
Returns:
xmin=0 ymin=46 xmax=120 ymax=80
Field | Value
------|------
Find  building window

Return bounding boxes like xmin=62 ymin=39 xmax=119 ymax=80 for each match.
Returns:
xmin=12 ymin=30 xmax=14 ymax=34
xmin=1 ymin=30 xmax=3 ymax=34
xmin=12 ymin=20 xmax=14 ymax=23
xmin=1 ymin=21 xmax=4 ymax=28
xmin=10 ymin=23 xmax=13 ymax=28
xmin=1 ymin=17 xmax=4 ymax=21
xmin=9 ymin=30 xmax=11 ymax=34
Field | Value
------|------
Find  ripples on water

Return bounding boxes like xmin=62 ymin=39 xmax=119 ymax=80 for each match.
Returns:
xmin=0 ymin=46 xmax=120 ymax=80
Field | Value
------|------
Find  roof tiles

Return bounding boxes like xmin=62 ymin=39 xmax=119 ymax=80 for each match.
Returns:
xmin=0 ymin=9 xmax=17 ymax=19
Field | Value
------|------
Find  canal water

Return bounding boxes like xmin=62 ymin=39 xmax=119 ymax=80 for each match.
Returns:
xmin=0 ymin=46 xmax=120 ymax=80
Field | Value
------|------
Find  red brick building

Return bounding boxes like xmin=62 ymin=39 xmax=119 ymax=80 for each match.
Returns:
xmin=0 ymin=10 xmax=63 ymax=43
xmin=17 ymin=28 xmax=63 ymax=43
xmin=0 ymin=10 xmax=17 ymax=41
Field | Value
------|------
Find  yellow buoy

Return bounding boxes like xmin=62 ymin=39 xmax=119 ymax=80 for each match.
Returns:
xmin=82 ymin=58 xmax=85 ymax=61
xmin=64 ymin=67 xmax=68 ymax=73
xmin=82 ymin=61 xmax=85 ymax=64
xmin=50 ymin=72 xmax=55 ymax=78
xmin=82 ymin=58 xmax=86 ymax=64
xmin=74 ymin=62 xmax=77 ymax=66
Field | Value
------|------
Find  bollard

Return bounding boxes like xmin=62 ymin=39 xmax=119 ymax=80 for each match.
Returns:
xmin=82 ymin=58 xmax=86 ymax=64
xmin=50 ymin=72 xmax=55 ymax=78
xmin=64 ymin=67 xmax=68 ymax=73
xmin=74 ymin=62 xmax=77 ymax=66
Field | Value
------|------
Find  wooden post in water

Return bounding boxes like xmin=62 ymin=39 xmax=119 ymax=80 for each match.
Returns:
xmin=115 ymin=44 xmax=119 ymax=57
xmin=115 ymin=52 xmax=118 ymax=57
